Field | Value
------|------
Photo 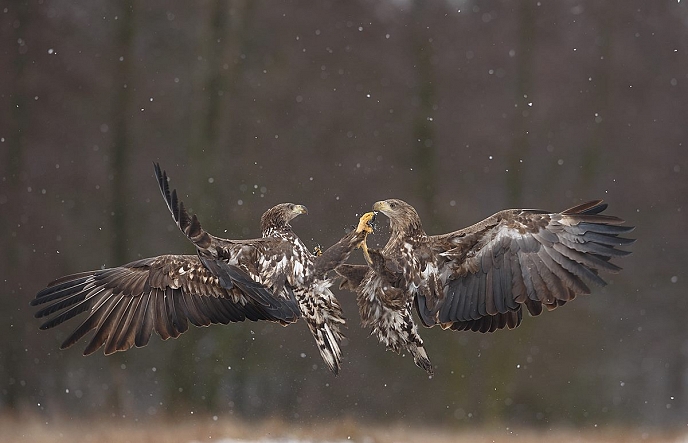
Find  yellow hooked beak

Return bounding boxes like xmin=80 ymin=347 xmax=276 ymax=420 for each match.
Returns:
xmin=292 ymin=204 xmax=308 ymax=216
xmin=373 ymin=200 xmax=390 ymax=214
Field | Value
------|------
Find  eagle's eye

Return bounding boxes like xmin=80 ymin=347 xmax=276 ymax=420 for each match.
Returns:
xmin=389 ymin=201 xmax=397 ymax=209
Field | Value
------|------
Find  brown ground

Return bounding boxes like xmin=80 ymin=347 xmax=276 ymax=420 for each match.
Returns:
xmin=0 ymin=415 xmax=681 ymax=443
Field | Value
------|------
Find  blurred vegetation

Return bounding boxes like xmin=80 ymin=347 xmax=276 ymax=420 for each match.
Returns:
xmin=1 ymin=0 xmax=687 ymax=430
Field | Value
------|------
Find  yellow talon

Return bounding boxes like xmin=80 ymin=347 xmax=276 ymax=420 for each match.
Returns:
xmin=355 ymin=211 xmax=376 ymax=265
xmin=356 ymin=211 xmax=376 ymax=234
xmin=313 ymin=245 xmax=323 ymax=256
xmin=361 ymin=237 xmax=373 ymax=266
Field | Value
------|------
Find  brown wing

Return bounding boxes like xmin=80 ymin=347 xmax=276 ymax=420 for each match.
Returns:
xmin=313 ymin=229 xmax=366 ymax=280
xmin=418 ymin=200 xmax=634 ymax=332
xmin=154 ymin=162 xmax=299 ymax=296
xmin=31 ymin=254 xmax=300 ymax=355
xmin=335 ymin=264 xmax=369 ymax=291
xmin=313 ymin=212 xmax=375 ymax=283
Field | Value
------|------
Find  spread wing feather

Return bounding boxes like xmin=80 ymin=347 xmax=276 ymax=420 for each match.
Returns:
xmin=31 ymin=254 xmax=300 ymax=355
xmin=154 ymin=162 xmax=300 ymax=305
xmin=32 ymin=164 xmax=371 ymax=375
xmin=424 ymin=200 xmax=634 ymax=331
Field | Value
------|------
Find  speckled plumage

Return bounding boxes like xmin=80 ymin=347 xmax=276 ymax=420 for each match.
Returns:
xmin=338 ymin=199 xmax=634 ymax=375
xmin=31 ymin=164 xmax=372 ymax=375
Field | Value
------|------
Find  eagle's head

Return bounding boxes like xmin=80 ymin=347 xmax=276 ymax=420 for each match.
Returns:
xmin=373 ymin=199 xmax=423 ymax=236
xmin=260 ymin=203 xmax=308 ymax=235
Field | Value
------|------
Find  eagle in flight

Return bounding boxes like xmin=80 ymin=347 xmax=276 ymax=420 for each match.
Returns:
xmin=31 ymin=163 xmax=375 ymax=375
xmin=337 ymin=199 xmax=634 ymax=375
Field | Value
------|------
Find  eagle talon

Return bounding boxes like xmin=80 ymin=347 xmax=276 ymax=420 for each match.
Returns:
xmin=353 ymin=212 xmax=376 ymax=265
xmin=356 ymin=211 xmax=376 ymax=235
xmin=312 ymin=244 xmax=323 ymax=257
xmin=360 ymin=238 xmax=373 ymax=266
xmin=344 ymin=212 xmax=374 ymax=264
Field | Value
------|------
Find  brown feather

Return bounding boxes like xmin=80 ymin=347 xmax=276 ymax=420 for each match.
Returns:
xmin=104 ymin=297 xmax=137 ymax=355
xmin=357 ymin=199 xmax=632 ymax=360
xmin=83 ymin=297 xmax=126 ymax=355
xmin=134 ymin=293 xmax=155 ymax=348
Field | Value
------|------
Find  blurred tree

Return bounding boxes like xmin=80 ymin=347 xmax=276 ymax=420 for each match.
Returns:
xmin=188 ymin=0 xmax=227 ymax=219
xmin=0 ymin=0 xmax=30 ymax=412
xmin=483 ymin=0 xmax=538 ymax=424
xmin=188 ymin=0 xmax=257 ymax=217
xmin=580 ymin=1 xmax=612 ymax=192
xmin=506 ymin=0 xmax=535 ymax=208
xmin=107 ymin=0 xmax=136 ymax=415
xmin=410 ymin=0 xmax=439 ymax=233
xmin=111 ymin=0 xmax=135 ymax=267
xmin=6 ymin=4 xmax=28 ymax=187
xmin=170 ymin=0 xmax=261 ymax=411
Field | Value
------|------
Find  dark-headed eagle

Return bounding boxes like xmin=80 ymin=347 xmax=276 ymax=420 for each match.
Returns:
xmin=337 ymin=199 xmax=634 ymax=375
xmin=31 ymin=164 xmax=375 ymax=375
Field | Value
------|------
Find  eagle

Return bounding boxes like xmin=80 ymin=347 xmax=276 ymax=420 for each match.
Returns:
xmin=31 ymin=163 xmax=375 ymax=375
xmin=336 ymin=199 xmax=634 ymax=375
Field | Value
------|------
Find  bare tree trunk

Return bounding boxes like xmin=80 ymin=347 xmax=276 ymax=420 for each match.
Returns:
xmin=111 ymin=0 xmax=135 ymax=265
xmin=580 ymin=2 xmax=612 ymax=192
xmin=506 ymin=0 xmax=535 ymax=208
xmin=410 ymin=0 xmax=439 ymax=232
xmin=176 ymin=0 xmax=233 ymax=412
xmin=1 ymin=0 xmax=30 ymax=412
xmin=187 ymin=0 xmax=257 ymax=219
xmin=108 ymin=0 xmax=136 ymax=415
xmin=481 ymin=0 xmax=537 ymax=425
xmin=174 ymin=0 xmax=259 ymax=411
xmin=189 ymin=0 xmax=232 ymax=217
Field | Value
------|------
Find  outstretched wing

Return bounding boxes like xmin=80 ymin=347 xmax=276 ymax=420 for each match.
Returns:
xmin=154 ymin=162 xmax=214 ymax=250
xmin=31 ymin=254 xmax=300 ymax=355
xmin=417 ymin=200 xmax=634 ymax=332
xmin=154 ymin=162 xmax=299 ymax=298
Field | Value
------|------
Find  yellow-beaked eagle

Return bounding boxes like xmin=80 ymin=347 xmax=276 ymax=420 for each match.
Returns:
xmin=31 ymin=163 xmax=375 ymax=375
xmin=337 ymin=199 xmax=634 ymax=376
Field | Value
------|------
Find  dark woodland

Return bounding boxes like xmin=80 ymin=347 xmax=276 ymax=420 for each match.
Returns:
xmin=1 ymin=0 xmax=687 ymax=431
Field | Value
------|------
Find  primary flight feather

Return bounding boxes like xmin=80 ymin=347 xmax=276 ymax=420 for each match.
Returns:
xmin=32 ymin=163 xmax=375 ymax=375
xmin=337 ymin=199 xmax=634 ymax=375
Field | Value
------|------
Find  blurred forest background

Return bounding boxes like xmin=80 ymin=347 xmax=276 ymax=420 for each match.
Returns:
xmin=1 ymin=0 xmax=688 ymax=437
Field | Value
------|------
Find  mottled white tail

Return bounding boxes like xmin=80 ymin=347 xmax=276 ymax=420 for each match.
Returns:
xmin=363 ymin=296 xmax=434 ymax=376
xmin=410 ymin=343 xmax=433 ymax=376
xmin=306 ymin=319 xmax=344 ymax=375
xmin=300 ymin=284 xmax=346 ymax=375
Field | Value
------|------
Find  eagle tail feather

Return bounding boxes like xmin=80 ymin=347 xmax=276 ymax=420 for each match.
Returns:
xmin=411 ymin=344 xmax=434 ymax=376
xmin=299 ymin=287 xmax=346 ymax=375
xmin=307 ymin=320 xmax=343 ymax=375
